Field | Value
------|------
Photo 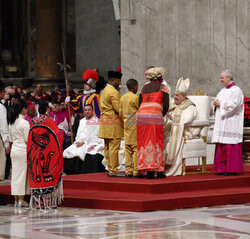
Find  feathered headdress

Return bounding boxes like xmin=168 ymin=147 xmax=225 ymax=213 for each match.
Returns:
xmin=82 ymin=69 xmax=99 ymax=89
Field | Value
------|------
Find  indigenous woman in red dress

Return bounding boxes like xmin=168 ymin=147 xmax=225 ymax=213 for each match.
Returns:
xmin=137 ymin=67 xmax=169 ymax=179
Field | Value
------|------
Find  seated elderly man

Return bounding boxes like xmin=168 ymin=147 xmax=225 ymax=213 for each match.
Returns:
xmin=165 ymin=77 xmax=200 ymax=176
xmin=63 ymin=104 xmax=105 ymax=174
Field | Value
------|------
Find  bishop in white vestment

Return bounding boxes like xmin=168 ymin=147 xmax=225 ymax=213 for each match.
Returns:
xmin=212 ymin=70 xmax=244 ymax=174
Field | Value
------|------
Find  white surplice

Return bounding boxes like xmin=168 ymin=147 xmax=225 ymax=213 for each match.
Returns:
xmin=63 ymin=116 xmax=104 ymax=160
xmin=212 ymin=85 xmax=244 ymax=144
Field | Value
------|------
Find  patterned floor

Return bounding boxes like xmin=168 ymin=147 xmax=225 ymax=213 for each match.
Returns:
xmin=0 ymin=203 xmax=250 ymax=238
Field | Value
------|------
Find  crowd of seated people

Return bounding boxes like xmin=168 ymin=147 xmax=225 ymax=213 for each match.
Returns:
xmin=0 ymin=68 xmax=107 ymax=186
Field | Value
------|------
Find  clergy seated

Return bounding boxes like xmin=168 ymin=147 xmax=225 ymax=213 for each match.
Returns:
xmin=164 ymin=79 xmax=210 ymax=176
xmin=63 ymin=105 xmax=105 ymax=174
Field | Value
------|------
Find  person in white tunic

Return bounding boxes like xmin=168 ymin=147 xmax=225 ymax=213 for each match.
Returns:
xmin=63 ymin=104 xmax=105 ymax=174
xmin=9 ymin=99 xmax=30 ymax=207
xmin=212 ymin=70 xmax=244 ymax=175
xmin=0 ymin=80 xmax=10 ymax=182
xmin=164 ymin=78 xmax=200 ymax=176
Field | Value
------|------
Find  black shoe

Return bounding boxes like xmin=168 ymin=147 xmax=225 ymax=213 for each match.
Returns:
xmin=216 ymin=173 xmax=225 ymax=175
xmin=157 ymin=172 xmax=166 ymax=178
xmin=146 ymin=171 xmax=155 ymax=179
xmin=226 ymin=172 xmax=238 ymax=175
xmin=125 ymin=174 xmax=133 ymax=178
xmin=133 ymin=174 xmax=145 ymax=178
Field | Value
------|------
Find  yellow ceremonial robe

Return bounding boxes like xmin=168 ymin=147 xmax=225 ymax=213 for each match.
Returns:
xmin=120 ymin=91 xmax=139 ymax=175
xmin=120 ymin=91 xmax=139 ymax=144
xmin=98 ymin=85 xmax=123 ymax=174
xmin=98 ymin=85 xmax=123 ymax=139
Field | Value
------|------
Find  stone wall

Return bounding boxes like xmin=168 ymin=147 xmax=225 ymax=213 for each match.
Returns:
xmin=121 ymin=0 xmax=250 ymax=96
xmin=75 ymin=0 xmax=121 ymax=81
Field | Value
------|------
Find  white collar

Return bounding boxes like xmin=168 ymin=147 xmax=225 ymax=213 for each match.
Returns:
xmin=84 ymin=89 xmax=96 ymax=95
xmin=107 ymin=84 xmax=116 ymax=89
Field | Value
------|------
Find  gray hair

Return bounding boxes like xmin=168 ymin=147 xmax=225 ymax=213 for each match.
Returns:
xmin=5 ymin=86 xmax=13 ymax=91
xmin=222 ymin=69 xmax=233 ymax=81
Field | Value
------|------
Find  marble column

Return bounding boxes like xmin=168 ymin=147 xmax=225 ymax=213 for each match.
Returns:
xmin=35 ymin=0 xmax=62 ymax=86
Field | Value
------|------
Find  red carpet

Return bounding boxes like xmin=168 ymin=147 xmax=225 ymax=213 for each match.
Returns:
xmin=1 ymin=165 xmax=250 ymax=211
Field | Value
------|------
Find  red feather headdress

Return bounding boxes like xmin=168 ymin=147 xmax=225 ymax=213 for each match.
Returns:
xmin=82 ymin=69 xmax=99 ymax=82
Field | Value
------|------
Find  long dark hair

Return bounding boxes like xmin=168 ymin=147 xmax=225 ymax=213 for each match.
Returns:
xmin=9 ymin=99 xmax=27 ymax=125
xmin=38 ymin=101 xmax=48 ymax=115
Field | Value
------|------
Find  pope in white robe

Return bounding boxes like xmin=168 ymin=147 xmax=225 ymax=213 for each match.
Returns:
xmin=165 ymin=78 xmax=200 ymax=176
xmin=212 ymin=70 xmax=244 ymax=174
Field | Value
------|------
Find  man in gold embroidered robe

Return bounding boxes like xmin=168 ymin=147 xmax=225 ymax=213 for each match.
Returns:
xmin=98 ymin=71 xmax=124 ymax=177
xmin=164 ymin=78 xmax=200 ymax=176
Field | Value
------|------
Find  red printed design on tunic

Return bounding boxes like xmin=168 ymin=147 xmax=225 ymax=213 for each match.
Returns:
xmin=136 ymin=92 xmax=165 ymax=172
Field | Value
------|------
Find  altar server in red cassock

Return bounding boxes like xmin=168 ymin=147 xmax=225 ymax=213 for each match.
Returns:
xmin=212 ymin=70 xmax=244 ymax=175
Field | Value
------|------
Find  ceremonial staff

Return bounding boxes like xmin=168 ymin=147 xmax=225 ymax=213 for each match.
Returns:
xmin=57 ymin=43 xmax=73 ymax=144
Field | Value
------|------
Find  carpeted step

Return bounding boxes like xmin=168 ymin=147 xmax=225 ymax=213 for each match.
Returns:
xmin=2 ymin=165 xmax=250 ymax=211
xmin=63 ymin=173 xmax=250 ymax=194
xmin=62 ymin=186 xmax=250 ymax=211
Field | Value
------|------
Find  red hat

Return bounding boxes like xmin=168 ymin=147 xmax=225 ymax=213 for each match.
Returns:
xmin=27 ymin=100 xmax=35 ymax=109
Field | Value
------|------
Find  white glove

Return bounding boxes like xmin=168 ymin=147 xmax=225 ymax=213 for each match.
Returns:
xmin=65 ymin=96 xmax=71 ymax=104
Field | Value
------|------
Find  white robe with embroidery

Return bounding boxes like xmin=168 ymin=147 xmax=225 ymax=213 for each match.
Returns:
xmin=63 ymin=116 xmax=104 ymax=160
xmin=164 ymin=100 xmax=200 ymax=176
xmin=212 ymin=85 xmax=244 ymax=144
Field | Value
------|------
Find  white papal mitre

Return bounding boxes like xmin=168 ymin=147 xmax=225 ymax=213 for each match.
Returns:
xmin=175 ymin=77 xmax=190 ymax=95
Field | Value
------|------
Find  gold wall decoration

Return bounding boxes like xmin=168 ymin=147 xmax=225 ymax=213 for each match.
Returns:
xmin=189 ymin=87 xmax=207 ymax=96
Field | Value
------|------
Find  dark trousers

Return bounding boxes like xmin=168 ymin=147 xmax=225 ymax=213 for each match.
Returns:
xmin=63 ymin=153 xmax=106 ymax=175
xmin=5 ymin=154 xmax=11 ymax=179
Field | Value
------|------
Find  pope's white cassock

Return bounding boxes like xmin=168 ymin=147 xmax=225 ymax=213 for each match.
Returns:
xmin=63 ymin=116 xmax=104 ymax=160
xmin=165 ymin=78 xmax=200 ymax=176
